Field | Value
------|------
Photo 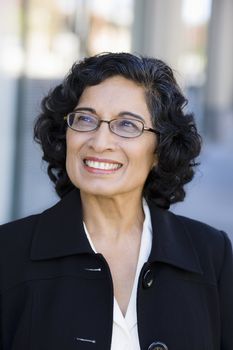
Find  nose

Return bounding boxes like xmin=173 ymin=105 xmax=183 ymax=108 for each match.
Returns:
xmin=88 ymin=120 xmax=116 ymax=153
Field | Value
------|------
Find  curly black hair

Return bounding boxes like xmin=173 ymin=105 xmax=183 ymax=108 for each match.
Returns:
xmin=34 ymin=52 xmax=201 ymax=209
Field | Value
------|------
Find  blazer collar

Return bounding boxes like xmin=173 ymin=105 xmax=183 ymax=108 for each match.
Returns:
xmin=147 ymin=200 xmax=202 ymax=274
xmin=31 ymin=190 xmax=93 ymax=260
xmin=30 ymin=189 xmax=202 ymax=274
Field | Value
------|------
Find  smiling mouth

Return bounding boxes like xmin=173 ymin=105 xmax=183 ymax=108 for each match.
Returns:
xmin=83 ymin=159 xmax=123 ymax=170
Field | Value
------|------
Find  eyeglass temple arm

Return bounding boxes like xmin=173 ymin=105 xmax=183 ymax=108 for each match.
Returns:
xmin=144 ymin=127 xmax=159 ymax=135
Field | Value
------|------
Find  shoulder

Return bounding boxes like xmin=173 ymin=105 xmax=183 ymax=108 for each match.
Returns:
xmin=0 ymin=214 xmax=40 ymax=262
xmin=172 ymin=212 xmax=232 ymax=277
xmin=150 ymin=201 xmax=229 ymax=249
xmin=0 ymin=214 xmax=39 ymax=241
xmin=175 ymin=212 xmax=225 ymax=235
xmin=0 ymin=214 xmax=41 ymax=292
xmin=0 ymin=190 xmax=80 ymax=263
xmin=175 ymin=212 xmax=230 ymax=248
xmin=0 ymin=199 xmax=59 ymax=261
xmin=0 ymin=194 xmax=65 ymax=244
xmin=148 ymin=201 xmax=232 ymax=281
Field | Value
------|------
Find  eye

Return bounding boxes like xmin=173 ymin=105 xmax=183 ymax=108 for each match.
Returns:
xmin=117 ymin=119 xmax=141 ymax=131
xmin=71 ymin=112 xmax=98 ymax=130
xmin=76 ymin=113 xmax=94 ymax=123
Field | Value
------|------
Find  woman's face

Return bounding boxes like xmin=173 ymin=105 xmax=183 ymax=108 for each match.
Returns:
xmin=66 ymin=76 xmax=157 ymax=199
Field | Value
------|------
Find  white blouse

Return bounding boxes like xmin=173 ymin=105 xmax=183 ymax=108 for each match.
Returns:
xmin=83 ymin=200 xmax=152 ymax=350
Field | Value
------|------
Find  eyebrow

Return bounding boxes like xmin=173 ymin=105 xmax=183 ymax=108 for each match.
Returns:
xmin=74 ymin=107 xmax=96 ymax=113
xmin=73 ymin=107 xmax=145 ymax=122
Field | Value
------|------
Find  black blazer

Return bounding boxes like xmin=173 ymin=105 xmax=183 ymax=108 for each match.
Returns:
xmin=0 ymin=189 xmax=233 ymax=350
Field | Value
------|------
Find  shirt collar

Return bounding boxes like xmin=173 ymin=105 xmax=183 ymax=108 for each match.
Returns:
xmin=30 ymin=189 xmax=202 ymax=275
xmin=123 ymin=199 xmax=152 ymax=329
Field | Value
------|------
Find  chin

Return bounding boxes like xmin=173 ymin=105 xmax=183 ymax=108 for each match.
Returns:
xmin=80 ymin=187 xmax=118 ymax=198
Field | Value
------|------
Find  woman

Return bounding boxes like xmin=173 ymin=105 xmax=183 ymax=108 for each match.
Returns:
xmin=0 ymin=52 xmax=232 ymax=350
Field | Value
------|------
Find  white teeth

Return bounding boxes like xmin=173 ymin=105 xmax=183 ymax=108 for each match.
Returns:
xmin=84 ymin=160 xmax=122 ymax=170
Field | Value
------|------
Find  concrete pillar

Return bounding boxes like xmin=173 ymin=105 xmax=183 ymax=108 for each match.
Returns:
xmin=204 ymin=0 xmax=233 ymax=141
xmin=132 ymin=0 xmax=185 ymax=70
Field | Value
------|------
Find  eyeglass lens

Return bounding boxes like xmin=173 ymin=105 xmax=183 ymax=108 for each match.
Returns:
xmin=67 ymin=112 xmax=143 ymax=137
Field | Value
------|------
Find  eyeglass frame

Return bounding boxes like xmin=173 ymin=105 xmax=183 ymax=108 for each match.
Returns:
xmin=64 ymin=112 xmax=159 ymax=138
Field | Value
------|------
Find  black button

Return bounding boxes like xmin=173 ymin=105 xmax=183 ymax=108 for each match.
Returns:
xmin=142 ymin=268 xmax=154 ymax=289
xmin=148 ymin=341 xmax=168 ymax=350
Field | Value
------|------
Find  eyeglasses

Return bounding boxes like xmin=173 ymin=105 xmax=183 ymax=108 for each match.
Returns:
xmin=64 ymin=111 xmax=158 ymax=138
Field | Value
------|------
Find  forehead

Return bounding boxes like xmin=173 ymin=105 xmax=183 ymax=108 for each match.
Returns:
xmin=77 ymin=76 xmax=151 ymax=122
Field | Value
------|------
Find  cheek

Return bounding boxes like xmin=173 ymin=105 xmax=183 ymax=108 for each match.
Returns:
xmin=140 ymin=139 xmax=157 ymax=165
xmin=65 ymin=143 xmax=75 ymax=173
xmin=128 ymin=141 xmax=156 ymax=177
xmin=65 ymin=149 xmax=74 ymax=180
xmin=65 ymin=133 xmax=80 ymax=174
xmin=66 ymin=141 xmax=75 ymax=158
xmin=66 ymin=130 xmax=82 ymax=158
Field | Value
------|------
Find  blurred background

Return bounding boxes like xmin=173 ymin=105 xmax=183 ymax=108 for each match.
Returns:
xmin=0 ymin=0 xmax=232 ymax=240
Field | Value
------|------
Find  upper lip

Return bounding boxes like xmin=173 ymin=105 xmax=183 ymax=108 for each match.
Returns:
xmin=83 ymin=157 xmax=123 ymax=165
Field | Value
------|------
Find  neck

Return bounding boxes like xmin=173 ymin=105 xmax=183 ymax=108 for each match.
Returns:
xmin=80 ymin=191 xmax=145 ymax=243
